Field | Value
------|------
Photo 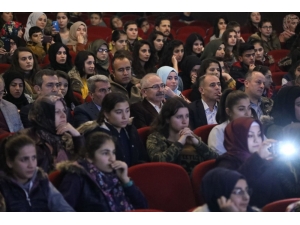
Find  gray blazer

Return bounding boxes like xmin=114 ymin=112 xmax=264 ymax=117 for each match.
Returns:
xmin=73 ymin=101 xmax=100 ymax=128
xmin=0 ymin=99 xmax=24 ymax=132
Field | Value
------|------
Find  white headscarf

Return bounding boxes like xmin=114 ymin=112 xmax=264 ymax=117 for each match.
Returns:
xmin=157 ymin=66 xmax=181 ymax=96
xmin=24 ymin=12 xmax=47 ymax=42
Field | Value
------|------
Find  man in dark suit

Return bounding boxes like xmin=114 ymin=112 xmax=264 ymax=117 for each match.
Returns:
xmin=189 ymin=75 xmax=222 ymax=130
xmin=130 ymin=73 xmax=165 ymax=129
xmin=74 ymin=75 xmax=111 ymax=128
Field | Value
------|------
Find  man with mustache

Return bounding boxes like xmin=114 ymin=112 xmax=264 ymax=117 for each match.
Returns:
xmin=155 ymin=16 xmax=173 ymax=45
xmin=244 ymin=71 xmax=273 ymax=120
xmin=109 ymin=50 xmax=142 ymax=104
xmin=130 ymin=73 xmax=165 ymax=129
xmin=189 ymin=75 xmax=222 ymax=130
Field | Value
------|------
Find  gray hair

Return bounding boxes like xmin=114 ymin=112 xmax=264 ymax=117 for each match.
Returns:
xmin=87 ymin=75 xmax=109 ymax=93
xmin=140 ymin=73 xmax=160 ymax=89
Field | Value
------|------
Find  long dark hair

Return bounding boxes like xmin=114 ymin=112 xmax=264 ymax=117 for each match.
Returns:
xmin=158 ymin=40 xmax=184 ymax=68
xmin=148 ymin=30 xmax=165 ymax=59
xmin=132 ymin=40 xmax=157 ymax=79
xmin=74 ymin=51 xmax=95 ymax=77
xmin=212 ymin=15 xmax=228 ymax=38
xmin=184 ymin=33 xmax=205 ymax=57
xmin=97 ymin=92 xmax=129 ymax=124
xmin=151 ymin=97 xmax=189 ymax=138
xmin=221 ymin=28 xmax=239 ymax=61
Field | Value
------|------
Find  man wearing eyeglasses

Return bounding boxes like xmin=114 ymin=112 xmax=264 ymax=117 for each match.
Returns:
xmin=230 ymin=43 xmax=256 ymax=90
xmin=130 ymin=74 xmax=165 ymax=129
xmin=0 ymin=76 xmax=23 ymax=137
xmin=74 ymin=75 xmax=111 ymax=128
xmin=20 ymin=69 xmax=63 ymax=128
xmin=109 ymin=50 xmax=142 ymax=104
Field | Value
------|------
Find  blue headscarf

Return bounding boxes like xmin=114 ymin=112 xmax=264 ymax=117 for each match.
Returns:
xmin=157 ymin=66 xmax=181 ymax=97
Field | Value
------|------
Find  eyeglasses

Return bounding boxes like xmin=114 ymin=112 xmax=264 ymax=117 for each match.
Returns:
xmin=144 ymin=83 xmax=165 ymax=90
xmin=231 ymin=188 xmax=252 ymax=196
xmin=0 ymin=89 xmax=7 ymax=96
xmin=262 ymin=26 xmax=272 ymax=30
xmin=98 ymin=48 xmax=109 ymax=53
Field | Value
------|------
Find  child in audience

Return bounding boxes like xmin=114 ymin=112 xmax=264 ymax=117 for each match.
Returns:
xmin=23 ymin=12 xmax=47 ymax=42
xmin=57 ymin=131 xmax=148 ymax=212
xmin=0 ymin=134 xmax=74 ymax=211
xmin=26 ymin=26 xmax=46 ymax=63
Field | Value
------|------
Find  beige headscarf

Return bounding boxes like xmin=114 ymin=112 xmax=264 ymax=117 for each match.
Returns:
xmin=66 ymin=21 xmax=88 ymax=47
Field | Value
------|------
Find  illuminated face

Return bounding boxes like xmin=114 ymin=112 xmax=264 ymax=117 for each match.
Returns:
xmin=58 ymin=77 xmax=68 ymax=97
xmin=9 ymin=78 xmax=24 ymax=99
xmin=156 ymin=20 xmax=171 ymax=37
xmin=228 ymin=98 xmax=251 ymax=121
xmin=92 ymin=140 xmax=116 ymax=173
xmin=112 ymin=34 xmax=127 ymax=51
xmin=112 ymin=58 xmax=132 ymax=86
xmin=56 ymin=47 xmax=67 ymax=64
xmin=229 ymin=179 xmax=250 ymax=212
xmin=90 ymin=13 xmax=102 ymax=26
xmin=206 ymin=62 xmax=220 ymax=78
xmin=215 ymin=44 xmax=225 ymax=59
xmin=218 ymin=18 xmax=227 ymax=31
xmin=84 ymin=55 xmax=95 ymax=75
xmin=30 ymin=32 xmax=43 ymax=44
xmin=96 ymin=44 xmax=108 ymax=61
xmin=165 ymin=71 xmax=178 ymax=91
xmin=253 ymin=43 xmax=264 ymax=61
xmin=76 ymin=25 xmax=87 ymax=38
xmin=227 ymin=31 xmax=237 ymax=47
xmin=244 ymin=72 xmax=265 ymax=99
xmin=192 ymin=40 xmax=204 ymax=55
xmin=239 ymin=50 xmax=255 ymax=66
xmin=247 ymin=123 xmax=263 ymax=153
xmin=18 ymin=51 xmax=33 ymax=72
xmin=55 ymin=100 xmax=67 ymax=127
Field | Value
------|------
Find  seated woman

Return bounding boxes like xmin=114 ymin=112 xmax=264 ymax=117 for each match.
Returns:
xmin=7 ymin=47 xmax=40 ymax=98
xmin=215 ymin=117 xmax=273 ymax=170
xmin=68 ymin=51 xmax=95 ymax=100
xmin=193 ymin=168 xmax=257 ymax=212
xmin=137 ymin=17 xmax=151 ymax=38
xmin=147 ymin=30 xmax=164 ymax=61
xmin=132 ymin=40 xmax=157 ymax=79
xmin=124 ymin=21 xmax=142 ymax=53
xmin=250 ymin=19 xmax=281 ymax=53
xmin=184 ymin=33 xmax=205 ymax=58
xmin=46 ymin=42 xmax=73 ymax=73
xmin=263 ymin=86 xmax=300 ymax=140
xmin=52 ymin=12 xmax=71 ymax=45
xmin=66 ymin=21 xmax=88 ymax=53
xmin=241 ymin=12 xmax=261 ymax=34
xmin=77 ymin=93 xmax=147 ymax=166
xmin=146 ymin=97 xmax=218 ymax=174
xmin=0 ymin=134 xmax=74 ymax=212
xmin=282 ymin=60 xmax=300 ymax=85
xmin=23 ymin=12 xmax=47 ymax=42
xmin=2 ymin=71 xmax=31 ymax=110
xmin=88 ymin=39 xmax=110 ymax=76
xmin=279 ymin=14 xmax=300 ymax=49
xmin=156 ymin=66 xmax=190 ymax=103
xmin=19 ymin=95 xmax=84 ymax=173
xmin=110 ymin=15 xmax=123 ymax=30
xmin=178 ymin=55 xmax=200 ymax=90
xmin=238 ymin=122 xmax=300 ymax=208
xmin=56 ymin=70 xmax=80 ymax=111
xmin=158 ymin=40 xmax=185 ymax=73
xmin=57 ymin=131 xmax=148 ymax=212
xmin=108 ymin=30 xmax=128 ymax=60
xmin=200 ymin=39 xmax=225 ymax=61
xmin=221 ymin=28 xmax=238 ymax=68
xmin=210 ymin=15 xmax=228 ymax=41
xmin=208 ymin=89 xmax=252 ymax=155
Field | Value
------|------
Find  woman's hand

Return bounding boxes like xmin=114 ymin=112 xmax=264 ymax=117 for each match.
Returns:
xmin=18 ymin=29 xmax=23 ymax=38
xmin=257 ymin=139 xmax=276 ymax=160
xmin=111 ymin=160 xmax=130 ymax=184
xmin=77 ymin=34 xmax=84 ymax=44
xmin=222 ymin=72 xmax=232 ymax=81
xmin=56 ymin=123 xmax=81 ymax=137
xmin=0 ymin=48 xmax=6 ymax=55
xmin=172 ymin=55 xmax=178 ymax=67
xmin=164 ymin=86 xmax=176 ymax=97
xmin=178 ymin=128 xmax=199 ymax=146
xmin=190 ymin=73 xmax=197 ymax=84
xmin=51 ymin=26 xmax=59 ymax=36
xmin=217 ymin=196 xmax=239 ymax=212
xmin=238 ymin=36 xmax=245 ymax=43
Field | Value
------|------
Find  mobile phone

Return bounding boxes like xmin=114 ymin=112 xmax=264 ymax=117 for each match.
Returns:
xmin=52 ymin=21 xmax=60 ymax=32
xmin=42 ymin=35 xmax=52 ymax=44
xmin=3 ymin=39 xmax=10 ymax=52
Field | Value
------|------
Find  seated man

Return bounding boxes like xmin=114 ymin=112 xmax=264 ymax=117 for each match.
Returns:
xmin=74 ymin=75 xmax=111 ymax=128
xmin=244 ymin=70 xmax=273 ymax=120
xmin=230 ymin=42 xmax=255 ymax=90
xmin=109 ymin=50 xmax=142 ymax=104
xmin=189 ymin=75 xmax=222 ymax=130
xmin=130 ymin=73 xmax=165 ymax=129
xmin=0 ymin=76 xmax=23 ymax=136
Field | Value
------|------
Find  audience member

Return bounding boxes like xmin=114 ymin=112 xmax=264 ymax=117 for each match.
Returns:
xmin=155 ymin=16 xmax=173 ymax=43
xmin=279 ymin=14 xmax=299 ymax=47
xmin=66 ymin=21 xmax=87 ymax=53
xmin=210 ymin=15 xmax=228 ymax=41
xmin=159 ymin=40 xmax=184 ymax=73
xmin=179 ymin=55 xmax=200 ymax=90
xmin=148 ymin=30 xmax=165 ymax=60
xmin=109 ymin=30 xmax=128 ymax=59
xmin=52 ymin=12 xmax=71 ymax=45
xmin=184 ymin=33 xmax=204 ymax=58
xmin=88 ymin=12 xmax=107 ymax=27
xmin=241 ymin=12 xmax=261 ymax=34
xmin=124 ymin=21 xmax=140 ymax=53
xmin=110 ymin=15 xmax=123 ymax=30
xmin=26 ymin=26 xmax=46 ymax=63
xmin=24 ymin=12 xmax=47 ymax=42
xmin=88 ymin=39 xmax=110 ymax=76
xmin=253 ymin=65 xmax=274 ymax=98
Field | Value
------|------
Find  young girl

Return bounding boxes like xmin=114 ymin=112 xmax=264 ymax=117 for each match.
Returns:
xmin=0 ymin=134 xmax=74 ymax=211
xmin=193 ymin=167 xmax=257 ymax=212
xmin=148 ymin=30 xmax=165 ymax=60
xmin=221 ymin=28 xmax=238 ymax=68
xmin=147 ymin=97 xmax=218 ymax=173
xmin=210 ymin=15 xmax=228 ymax=41
xmin=52 ymin=12 xmax=71 ymax=45
xmin=184 ymin=33 xmax=205 ymax=58
xmin=132 ymin=40 xmax=157 ymax=79
xmin=66 ymin=21 xmax=88 ymax=53
xmin=208 ymin=89 xmax=252 ymax=155
xmin=57 ymin=131 xmax=148 ymax=212
xmin=77 ymin=93 xmax=147 ymax=166
xmin=88 ymin=39 xmax=110 ymax=76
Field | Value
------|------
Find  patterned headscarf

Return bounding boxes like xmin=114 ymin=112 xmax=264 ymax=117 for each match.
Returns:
xmin=283 ymin=14 xmax=300 ymax=32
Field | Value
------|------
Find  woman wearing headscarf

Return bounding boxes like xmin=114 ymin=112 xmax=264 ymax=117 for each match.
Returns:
xmin=66 ymin=21 xmax=88 ymax=53
xmin=46 ymin=42 xmax=73 ymax=73
xmin=193 ymin=167 xmax=257 ymax=212
xmin=178 ymin=55 xmax=201 ymax=90
xmin=200 ymin=39 xmax=224 ymax=61
xmin=2 ymin=71 xmax=30 ymax=110
xmin=157 ymin=66 xmax=190 ymax=103
xmin=23 ymin=12 xmax=47 ymax=42
xmin=87 ymin=39 xmax=110 ymax=76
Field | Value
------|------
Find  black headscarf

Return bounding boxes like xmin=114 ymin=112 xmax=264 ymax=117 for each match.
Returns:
xmin=2 ymin=71 xmax=29 ymax=110
xmin=179 ymin=55 xmax=201 ymax=90
xmin=271 ymin=86 xmax=300 ymax=126
xmin=48 ymin=42 xmax=73 ymax=73
xmin=201 ymin=167 xmax=250 ymax=212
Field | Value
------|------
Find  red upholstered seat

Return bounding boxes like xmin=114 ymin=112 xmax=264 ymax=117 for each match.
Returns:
xmin=193 ymin=124 xmax=218 ymax=144
xmin=128 ymin=162 xmax=197 ymax=212
xmin=267 ymin=49 xmax=290 ymax=63
xmin=0 ymin=64 xmax=11 ymax=74
xmin=176 ymin=26 xmax=206 ymax=38
xmin=137 ymin=126 xmax=151 ymax=149
xmin=272 ymin=71 xmax=286 ymax=86
xmin=262 ymin=198 xmax=300 ymax=212
xmin=87 ymin=26 xmax=112 ymax=42
xmin=48 ymin=170 xmax=64 ymax=189
xmin=181 ymin=89 xmax=192 ymax=101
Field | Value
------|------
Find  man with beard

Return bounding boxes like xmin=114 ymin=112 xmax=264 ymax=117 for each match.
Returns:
xmin=155 ymin=16 xmax=173 ymax=45
xmin=130 ymin=74 xmax=165 ymax=129
xmin=189 ymin=75 xmax=222 ymax=130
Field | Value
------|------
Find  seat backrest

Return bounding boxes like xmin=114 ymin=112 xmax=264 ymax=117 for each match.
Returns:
xmin=48 ymin=170 xmax=64 ymax=189
xmin=176 ymin=26 xmax=206 ymax=37
xmin=262 ymin=198 xmax=300 ymax=212
xmin=0 ymin=64 xmax=11 ymax=74
xmin=181 ymin=89 xmax=192 ymax=101
xmin=128 ymin=162 xmax=197 ymax=212
xmin=191 ymin=159 xmax=216 ymax=205
xmin=193 ymin=124 xmax=218 ymax=144
xmin=137 ymin=126 xmax=151 ymax=149
xmin=272 ymin=71 xmax=286 ymax=86
xmin=267 ymin=49 xmax=290 ymax=62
